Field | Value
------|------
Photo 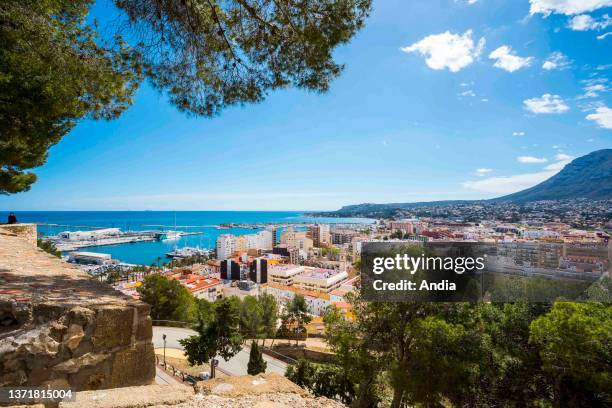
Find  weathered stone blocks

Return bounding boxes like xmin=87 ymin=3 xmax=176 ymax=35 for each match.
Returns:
xmin=91 ymin=306 xmax=133 ymax=350
xmin=0 ymin=231 xmax=156 ymax=392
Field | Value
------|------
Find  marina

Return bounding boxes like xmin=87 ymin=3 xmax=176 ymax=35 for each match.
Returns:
xmin=10 ymin=211 xmax=373 ymax=265
xmin=47 ymin=228 xmax=206 ymax=251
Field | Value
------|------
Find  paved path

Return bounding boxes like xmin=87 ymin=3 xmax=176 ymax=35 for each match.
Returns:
xmin=155 ymin=366 xmax=181 ymax=385
xmin=153 ymin=326 xmax=288 ymax=376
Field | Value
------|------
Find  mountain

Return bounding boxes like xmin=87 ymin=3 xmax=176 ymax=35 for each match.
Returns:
xmin=316 ymin=149 xmax=612 ymax=217
xmin=493 ymin=149 xmax=612 ymax=202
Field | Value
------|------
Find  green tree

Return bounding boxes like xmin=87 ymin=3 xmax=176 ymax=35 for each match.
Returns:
xmin=137 ymin=274 xmax=196 ymax=322
xmin=247 ymin=340 xmax=267 ymax=375
xmin=115 ymin=0 xmax=372 ymax=117
xmin=0 ymin=0 xmax=141 ymax=193
xmin=392 ymin=316 xmax=484 ymax=408
xmin=284 ymin=294 xmax=312 ymax=345
xmin=530 ymin=302 xmax=612 ymax=407
xmin=2 ymin=0 xmax=371 ymax=193
xmin=196 ymin=298 xmax=216 ymax=325
xmin=36 ymin=238 xmax=61 ymax=258
xmin=258 ymin=293 xmax=278 ymax=346
xmin=585 ymin=276 xmax=612 ymax=302
xmin=285 ymin=358 xmax=317 ymax=389
xmin=323 ymin=302 xmax=382 ymax=407
xmin=180 ymin=297 xmax=243 ymax=378
xmin=105 ymin=268 xmax=122 ymax=285
xmin=240 ymin=295 xmax=263 ymax=339
xmin=285 ymin=358 xmax=359 ymax=406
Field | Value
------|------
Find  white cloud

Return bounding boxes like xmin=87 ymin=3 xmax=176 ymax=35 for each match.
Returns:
xmin=459 ymin=89 xmax=476 ymax=97
xmin=513 ymin=131 xmax=526 ymax=136
xmin=481 ymin=98 xmax=489 ymax=102
xmin=568 ymin=13 xmax=612 ymax=30
xmin=523 ymin=94 xmax=570 ymax=114
xmin=542 ymin=52 xmax=571 ymax=70
xmin=517 ymin=156 xmax=548 ymax=163
xmin=463 ymin=172 xmax=553 ymax=194
xmin=586 ymin=106 xmax=612 ymax=128
xmin=581 ymin=81 xmax=608 ymax=98
xmin=463 ymin=153 xmax=573 ymax=194
xmin=569 ymin=14 xmax=595 ymax=30
xmin=475 ymin=168 xmax=493 ymax=176
xmin=530 ymin=0 xmax=612 ymax=16
xmin=489 ymin=46 xmax=534 ymax=72
xmin=545 ymin=154 xmax=574 ymax=170
xmin=597 ymin=31 xmax=612 ymax=39
xmin=554 ymin=153 xmax=573 ymax=161
xmin=401 ymin=30 xmax=485 ymax=72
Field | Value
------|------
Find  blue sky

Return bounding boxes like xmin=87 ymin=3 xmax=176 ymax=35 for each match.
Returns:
xmin=2 ymin=0 xmax=611 ymax=211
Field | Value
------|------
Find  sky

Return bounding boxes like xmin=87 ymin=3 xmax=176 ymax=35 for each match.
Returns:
xmin=2 ymin=0 xmax=611 ymax=211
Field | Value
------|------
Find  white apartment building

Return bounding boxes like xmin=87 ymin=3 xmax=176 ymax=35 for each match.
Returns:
xmin=268 ymin=265 xmax=305 ymax=285
xmin=293 ymin=268 xmax=348 ymax=293
xmin=264 ymin=284 xmax=331 ymax=316
xmin=216 ymin=234 xmax=236 ymax=261
xmin=216 ymin=230 xmax=274 ymax=260
xmin=246 ymin=230 xmax=273 ymax=250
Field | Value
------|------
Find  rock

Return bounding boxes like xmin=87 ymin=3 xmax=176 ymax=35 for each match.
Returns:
xmin=160 ymin=393 xmax=347 ymax=408
xmin=42 ymin=377 xmax=71 ymax=390
xmin=109 ymin=342 xmax=156 ymax=388
xmin=0 ymin=233 xmax=156 ymax=391
xmin=91 ymin=306 xmax=133 ymax=350
xmin=52 ymin=352 xmax=110 ymax=374
xmin=63 ymin=324 xmax=85 ymax=352
xmin=212 ymin=383 xmax=235 ymax=394
xmin=59 ymin=384 xmax=194 ymax=408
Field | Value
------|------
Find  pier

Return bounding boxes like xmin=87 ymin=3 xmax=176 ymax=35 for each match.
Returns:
xmin=43 ymin=228 xmax=206 ymax=252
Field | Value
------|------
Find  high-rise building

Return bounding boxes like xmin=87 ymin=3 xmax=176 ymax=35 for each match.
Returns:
xmin=273 ymin=245 xmax=300 ymax=264
xmin=220 ymin=259 xmax=241 ymax=280
xmin=216 ymin=234 xmax=235 ymax=260
xmin=309 ymin=224 xmax=331 ymax=247
xmin=331 ymin=229 xmax=356 ymax=245
xmin=249 ymin=258 xmax=268 ymax=283
xmin=246 ymin=230 xmax=273 ymax=250
xmin=266 ymin=225 xmax=279 ymax=247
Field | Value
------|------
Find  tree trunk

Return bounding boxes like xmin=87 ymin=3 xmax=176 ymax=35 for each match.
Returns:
xmin=390 ymin=388 xmax=404 ymax=408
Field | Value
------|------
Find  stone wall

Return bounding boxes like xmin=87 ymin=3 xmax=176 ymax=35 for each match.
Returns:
xmin=0 ymin=228 xmax=156 ymax=391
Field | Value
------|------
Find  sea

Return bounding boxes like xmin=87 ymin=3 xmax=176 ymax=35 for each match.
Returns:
xmin=2 ymin=211 xmax=374 ymax=265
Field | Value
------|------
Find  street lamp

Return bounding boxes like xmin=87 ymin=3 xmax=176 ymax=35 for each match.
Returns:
xmin=162 ymin=334 xmax=167 ymax=366
xmin=211 ymin=358 xmax=218 ymax=379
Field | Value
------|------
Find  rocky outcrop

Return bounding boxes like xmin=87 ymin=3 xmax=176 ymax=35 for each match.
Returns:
xmin=0 ymin=223 xmax=37 ymax=245
xmin=57 ymin=373 xmax=344 ymax=408
xmin=60 ymin=384 xmax=195 ymax=408
xmin=0 ymin=227 xmax=155 ymax=391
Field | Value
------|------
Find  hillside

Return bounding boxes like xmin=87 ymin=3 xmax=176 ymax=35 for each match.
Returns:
xmin=316 ymin=149 xmax=612 ymax=217
xmin=493 ymin=149 xmax=612 ymax=202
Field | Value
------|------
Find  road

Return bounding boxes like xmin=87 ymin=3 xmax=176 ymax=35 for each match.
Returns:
xmin=152 ymin=326 xmax=288 ymax=376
